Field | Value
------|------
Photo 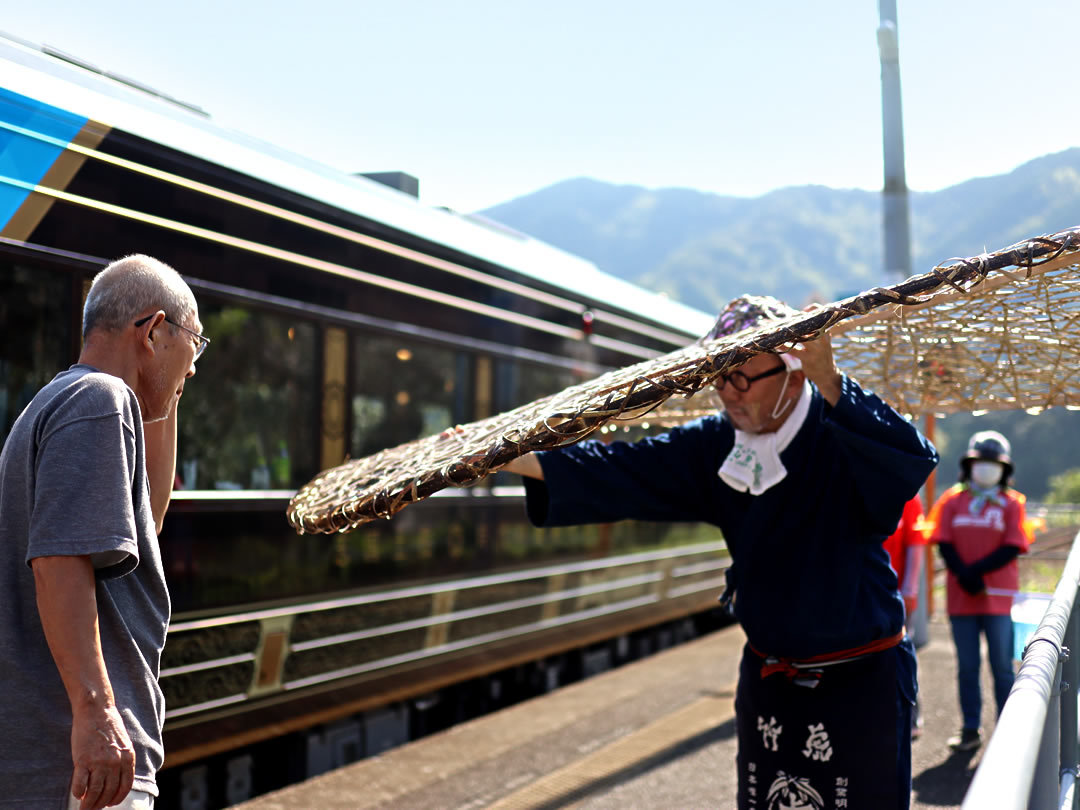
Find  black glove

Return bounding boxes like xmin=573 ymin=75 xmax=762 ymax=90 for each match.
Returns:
xmin=938 ymin=542 xmax=986 ymax=595
xmin=937 ymin=542 xmax=966 ymax=575
xmin=956 ymin=570 xmax=985 ymax=595
xmin=969 ymin=545 xmax=1020 ymax=576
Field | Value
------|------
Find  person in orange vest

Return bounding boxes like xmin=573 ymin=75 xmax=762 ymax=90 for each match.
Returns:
xmin=928 ymin=430 xmax=1030 ymax=752
xmin=883 ymin=495 xmax=927 ymax=738
xmin=884 ymin=495 xmax=927 ymax=627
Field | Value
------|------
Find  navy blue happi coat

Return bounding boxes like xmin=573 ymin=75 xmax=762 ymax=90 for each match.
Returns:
xmin=524 ymin=374 xmax=939 ymax=660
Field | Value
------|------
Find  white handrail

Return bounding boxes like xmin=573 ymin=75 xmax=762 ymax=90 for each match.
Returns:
xmin=962 ymin=528 xmax=1080 ymax=810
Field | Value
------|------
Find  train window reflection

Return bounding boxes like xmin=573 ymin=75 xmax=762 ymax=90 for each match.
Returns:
xmin=175 ymin=302 xmax=318 ymax=490
xmin=163 ymin=500 xmax=724 ymax=614
xmin=494 ymin=357 xmax=578 ymax=413
xmin=0 ymin=261 xmax=72 ymax=445
xmin=490 ymin=358 xmax=578 ymax=487
xmin=351 ymin=335 xmax=470 ymax=458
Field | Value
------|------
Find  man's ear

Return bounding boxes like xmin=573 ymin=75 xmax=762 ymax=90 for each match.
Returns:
xmin=138 ymin=311 xmax=167 ymax=352
xmin=788 ymin=369 xmax=807 ymax=393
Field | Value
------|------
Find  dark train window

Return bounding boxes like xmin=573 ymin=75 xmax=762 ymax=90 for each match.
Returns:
xmin=350 ymin=334 xmax=472 ymax=458
xmin=0 ymin=261 xmax=73 ymax=445
xmin=175 ymin=301 xmax=318 ymax=490
xmin=493 ymin=357 xmax=578 ymax=413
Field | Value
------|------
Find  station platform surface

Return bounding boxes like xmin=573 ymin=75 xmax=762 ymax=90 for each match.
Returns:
xmin=235 ymin=614 xmax=1000 ymax=810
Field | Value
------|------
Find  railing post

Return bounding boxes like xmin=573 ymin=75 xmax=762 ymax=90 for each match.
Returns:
xmin=1029 ymin=652 xmax=1062 ymax=809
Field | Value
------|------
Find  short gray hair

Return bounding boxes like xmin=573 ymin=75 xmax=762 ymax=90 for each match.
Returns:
xmin=82 ymin=255 xmax=197 ymax=339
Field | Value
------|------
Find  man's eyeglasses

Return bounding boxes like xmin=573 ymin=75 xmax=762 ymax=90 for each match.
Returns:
xmin=715 ymin=364 xmax=786 ymax=393
xmin=134 ymin=314 xmax=210 ymax=360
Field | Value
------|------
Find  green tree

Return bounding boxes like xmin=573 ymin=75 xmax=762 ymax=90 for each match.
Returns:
xmin=1046 ymin=468 xmax=1080 ymax=504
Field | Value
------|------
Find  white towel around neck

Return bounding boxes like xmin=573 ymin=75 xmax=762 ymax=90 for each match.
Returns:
xmin=718 ymin=380 xmax=812 ymax=495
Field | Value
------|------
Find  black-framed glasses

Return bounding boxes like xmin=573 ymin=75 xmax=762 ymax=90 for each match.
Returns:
xmin=134 ymin=314 xmax=210 ymax=360
xmin=716 ymin=364 xmax=786 ymax=393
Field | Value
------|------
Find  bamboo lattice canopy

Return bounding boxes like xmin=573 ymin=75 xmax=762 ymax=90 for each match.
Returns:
xmin=288 ymin=227 xmax=1080 ymax=534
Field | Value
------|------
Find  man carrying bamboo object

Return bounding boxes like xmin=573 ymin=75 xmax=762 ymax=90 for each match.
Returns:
xmin=501 ymin=295 xmax=939 ymax=810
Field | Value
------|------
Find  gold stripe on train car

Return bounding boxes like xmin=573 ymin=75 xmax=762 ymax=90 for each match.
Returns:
xmin=0 ymin=120 xmax=110 ymax=241
xmin=542 ymin=572 xmax=567 ymax=621
xmin=424 ymin=589 xmax=457 ymax=649
xmin=249 ymin=614 xmax=295 ymax=696
xmin=320 ymin=326 xmax=348 ymax=471
xmin=474 ymin=355 xmax=493 ymax=420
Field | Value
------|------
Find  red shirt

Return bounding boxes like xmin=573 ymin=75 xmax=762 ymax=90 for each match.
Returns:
xmin=882 ymin=495 xmax=926 ymax=585
xmin=929 ymin=485 xmax=1029 ymax=616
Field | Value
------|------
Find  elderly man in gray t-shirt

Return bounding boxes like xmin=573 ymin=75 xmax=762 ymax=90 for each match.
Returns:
xmin=0 ymin=255 xmax=207 ymax=810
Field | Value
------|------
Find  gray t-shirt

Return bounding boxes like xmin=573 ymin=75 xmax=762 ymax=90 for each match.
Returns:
xmin=0 ymin=365 xmax=170 ymax=806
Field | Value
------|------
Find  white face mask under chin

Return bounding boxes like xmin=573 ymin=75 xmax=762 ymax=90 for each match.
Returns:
xmin=769 ymin=369 xmax=794 ymax=420
xmin=970 ymin=460 xmax=1003 ymax=489
xmin=718 ymin=381 xmax=812 ymax=495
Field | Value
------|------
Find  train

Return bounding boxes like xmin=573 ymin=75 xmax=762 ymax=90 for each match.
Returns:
xmin=0 ymin=32 xmax=731 ymax=808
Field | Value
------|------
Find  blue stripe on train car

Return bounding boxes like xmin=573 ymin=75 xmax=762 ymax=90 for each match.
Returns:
xmin=0 ymin=86 xmax=88 ymax=231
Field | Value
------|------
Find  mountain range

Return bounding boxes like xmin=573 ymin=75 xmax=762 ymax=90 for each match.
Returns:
xmin=480 ymin=150 xmax=1080 ymax=500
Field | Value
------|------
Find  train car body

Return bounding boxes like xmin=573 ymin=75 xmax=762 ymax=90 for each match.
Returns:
xmin=0 ymin=34 xmax=729 ymax=806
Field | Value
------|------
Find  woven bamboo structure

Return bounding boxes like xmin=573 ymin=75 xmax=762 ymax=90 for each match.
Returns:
xmin=288 ymin=227 xmax=1080 ymax=534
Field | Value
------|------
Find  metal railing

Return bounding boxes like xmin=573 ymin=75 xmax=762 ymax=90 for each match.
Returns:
xmin=160 ymin=542 xmax=729 ymax=722
xmin=962 ymin=527 xmax=1080 ymax=810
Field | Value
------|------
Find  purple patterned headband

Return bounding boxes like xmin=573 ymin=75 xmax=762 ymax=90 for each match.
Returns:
xmin=701 ymin=295 xmax=803 ymax=370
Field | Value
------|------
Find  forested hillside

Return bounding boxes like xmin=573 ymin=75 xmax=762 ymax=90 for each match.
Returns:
xmin=482 ymin=149 xmax=1080 ymax=314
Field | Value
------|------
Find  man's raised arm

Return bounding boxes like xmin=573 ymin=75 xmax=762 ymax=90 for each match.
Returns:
xmin=143 ymin=405 xmax=178 ymax=533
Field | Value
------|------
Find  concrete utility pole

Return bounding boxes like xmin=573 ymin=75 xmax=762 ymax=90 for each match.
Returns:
xmin=877 ymin=0 xmax=931 ymax=645
xmin=877 ymin=0 xmax=912 ymax=281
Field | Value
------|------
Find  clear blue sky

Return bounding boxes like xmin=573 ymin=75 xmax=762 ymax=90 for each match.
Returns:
xmin=4 ymin=1 xmax=1076 ymax=212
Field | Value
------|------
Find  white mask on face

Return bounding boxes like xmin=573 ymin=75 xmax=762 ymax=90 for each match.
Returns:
xmin=970 ymin=460 xmax=1004 ymax=489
